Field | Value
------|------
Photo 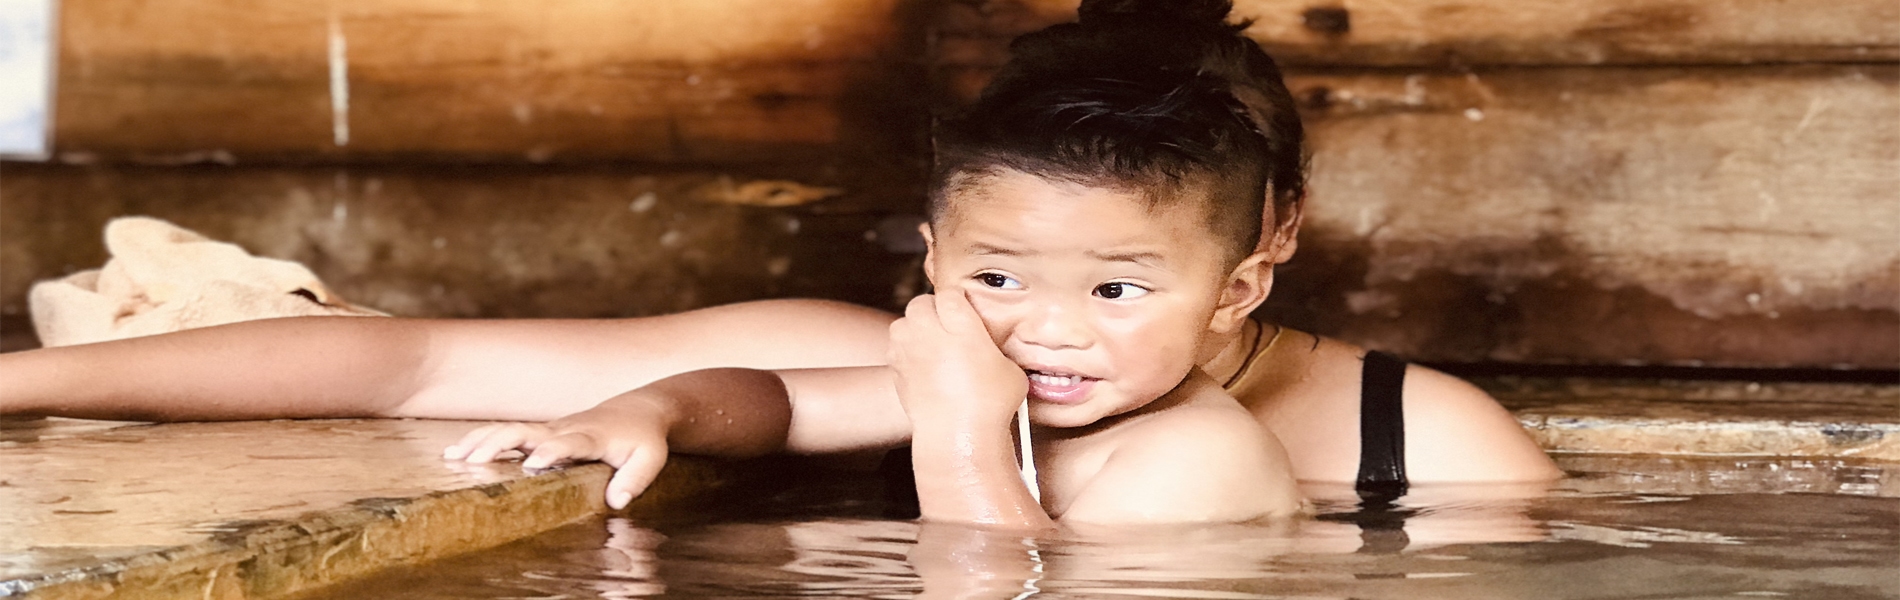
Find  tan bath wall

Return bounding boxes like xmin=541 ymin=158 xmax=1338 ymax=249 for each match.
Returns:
xmin=3 ymin=0 xmax=1896 ymax=369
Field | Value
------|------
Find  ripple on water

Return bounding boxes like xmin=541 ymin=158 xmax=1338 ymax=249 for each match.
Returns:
xmin=304 ymin=455 xmax=1900 ymax=600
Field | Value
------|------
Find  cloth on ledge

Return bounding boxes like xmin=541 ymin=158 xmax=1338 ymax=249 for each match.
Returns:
xmin=29 ymin=216 xmax=387 ymax=348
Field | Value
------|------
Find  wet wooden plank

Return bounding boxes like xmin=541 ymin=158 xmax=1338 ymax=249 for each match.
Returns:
xmin=938 ymin=0 xmax=1900 ymax=71
xmin=51 ymin=0 xmax=929 ymax=164
xmin=0 ymin=419 xmax=748 ymax=600
xmin=1259 ymin=64 xmax=1899 ymax=368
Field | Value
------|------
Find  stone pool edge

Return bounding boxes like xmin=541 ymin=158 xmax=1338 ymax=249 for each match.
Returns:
xmin=10 ymin=458 xmax=735 ymax=600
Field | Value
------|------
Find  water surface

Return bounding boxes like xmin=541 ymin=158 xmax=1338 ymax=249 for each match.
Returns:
xmin=305 ymin=455 xmax=1899 ymax=599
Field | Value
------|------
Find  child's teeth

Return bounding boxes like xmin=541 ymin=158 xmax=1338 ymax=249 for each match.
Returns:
xmin=1030 ymin=373 xmax=1078 ymax=386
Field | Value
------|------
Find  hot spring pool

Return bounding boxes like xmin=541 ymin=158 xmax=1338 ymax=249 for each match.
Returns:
xmin=302 ymin=454 xmax=1897 ymax=599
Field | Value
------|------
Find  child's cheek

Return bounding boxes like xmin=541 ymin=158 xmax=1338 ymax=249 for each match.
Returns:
xmin=1110 ymin=330 xmax=1194 ymax=388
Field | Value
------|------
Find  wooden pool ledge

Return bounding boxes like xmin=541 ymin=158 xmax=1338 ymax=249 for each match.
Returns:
xmin=1482 ymin=377 xmax=1900 ymax=461
xmin=0 ymin=419 xmax=745 ymax=600
xmin=2 ymin=378 xmax=1895 ymax=599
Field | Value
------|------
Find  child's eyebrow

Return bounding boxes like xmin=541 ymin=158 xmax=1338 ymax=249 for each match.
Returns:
xmin=968 ymin=242 xmax=1026 ymax=257
xmin=1086 ymin=249 xmax=1169 ymax=270
xmin=967 ymin=242 xmax=1170 ymax=271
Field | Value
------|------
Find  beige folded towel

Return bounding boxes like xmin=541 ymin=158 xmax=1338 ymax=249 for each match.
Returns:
xmin=29 ymin=216 xmax=386 ymax=347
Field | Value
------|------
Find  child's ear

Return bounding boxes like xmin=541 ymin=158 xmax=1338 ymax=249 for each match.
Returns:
xmin=1257 ymin=196 xmax=1305 ymax=265
xmin=918 ymin=222 xmax=938 ymax=288
xmin=1211 ymin=252 xmax=1275 ymax=335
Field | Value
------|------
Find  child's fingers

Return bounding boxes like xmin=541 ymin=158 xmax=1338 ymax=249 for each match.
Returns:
xmin=442 ymin=424 xmax=503 ymax=460
xmin=604 ymin=444 xmax=667 ymax=510
xmin=521 ymin=432 xmax=600 ymax=470
xmin=902 ymin=293 xmax=941 ymax=327
xmin=932 ymin=289 xmax=983 ymax=334
xmin=462 ymin=424 xmax=544 ymax=463
xmin=444 ymin=423 xmax=529 ymax=461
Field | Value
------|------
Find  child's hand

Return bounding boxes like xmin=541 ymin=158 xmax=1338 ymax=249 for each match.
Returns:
xmin=443 ymin=396 xmax=672 ymax=510
xmin=887 ymin=290 xmax=1028 ymax=432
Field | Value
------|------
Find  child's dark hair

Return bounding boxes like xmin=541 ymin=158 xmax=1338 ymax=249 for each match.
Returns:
xmin=928 ymin=0 xmax=1306 ymax=265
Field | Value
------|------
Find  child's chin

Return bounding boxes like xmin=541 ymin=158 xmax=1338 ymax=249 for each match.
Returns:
xmin=1029 ymin=401 xmax=1113 ymax=428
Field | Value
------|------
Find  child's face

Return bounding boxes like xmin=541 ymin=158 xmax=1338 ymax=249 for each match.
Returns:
xmin=924 ymin=169 xmax=1263 ymax=428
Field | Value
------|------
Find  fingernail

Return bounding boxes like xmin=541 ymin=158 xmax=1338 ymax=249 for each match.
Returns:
xmin=609 ymin=491 xmax=632 ymax=509
xmin=442 ymin=446 xmax=462 ymax=459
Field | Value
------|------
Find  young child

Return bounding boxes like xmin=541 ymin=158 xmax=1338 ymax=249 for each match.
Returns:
xmin=444 ymin=0 xmax=1550 ymax=527
xmin=1 ymin=0 xmax=1556 ymax=522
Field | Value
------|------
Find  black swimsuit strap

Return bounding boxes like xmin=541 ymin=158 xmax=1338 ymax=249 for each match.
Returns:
xmin=1355 ymin=350 xmax=1409 ymax=498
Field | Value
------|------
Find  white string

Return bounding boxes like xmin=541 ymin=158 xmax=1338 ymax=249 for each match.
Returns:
xmin=1013 ymin=399 xmax=1044 ymax=600
xmin=1016 ymin=399 xmax=1039 ymax=503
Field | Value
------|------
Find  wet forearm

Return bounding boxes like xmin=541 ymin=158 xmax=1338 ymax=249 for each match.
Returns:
xmin=909 ymin=422 xmax=1054 ymax=531
xmin=0 ymin=317 xmax=428 ymax=420
xmin=621 ymin=368 xmax=792 ymax=458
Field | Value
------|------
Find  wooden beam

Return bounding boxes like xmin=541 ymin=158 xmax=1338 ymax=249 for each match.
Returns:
xmin=51 ymin=0 xmax=927 ymax=164
xmin=939 ymin=0 xmax=1900 ymax=68
xmin=1258 ymin=64 xmax=1899 ymax=368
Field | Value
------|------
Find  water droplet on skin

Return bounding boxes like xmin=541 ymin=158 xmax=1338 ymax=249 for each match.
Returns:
xmin=713 ymin=410 xmax=725 ymax=416
xmin=1463 ymin=107 xmax=1485 ymax=121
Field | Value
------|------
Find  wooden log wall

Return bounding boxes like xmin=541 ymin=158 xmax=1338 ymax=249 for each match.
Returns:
xmin=0 ymin=0 xmax=937 ymax=352
xmin=942 ymin=0 xmax=1900 ymax=369
xmin=2 ymin=0 xmax=1895 ymax=369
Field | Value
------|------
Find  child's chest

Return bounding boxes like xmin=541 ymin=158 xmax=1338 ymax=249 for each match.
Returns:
xmin=1030 ymin=429 xmax=1124 ymax=518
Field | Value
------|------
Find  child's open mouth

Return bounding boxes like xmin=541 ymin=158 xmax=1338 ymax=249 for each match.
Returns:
xmin=1024 ymin=368 xmax=1098 ymax=405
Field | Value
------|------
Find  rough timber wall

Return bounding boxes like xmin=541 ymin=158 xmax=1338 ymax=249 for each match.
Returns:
xmin=0 ymin=0 xmax=937 ymax=351
xmin=3 ymin=0 xmax=1896 ymax=369
xmin=943 ymin=0 xmax=1900 ymax=369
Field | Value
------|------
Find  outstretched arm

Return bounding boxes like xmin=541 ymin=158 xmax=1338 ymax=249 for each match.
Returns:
xmin=1 ymin=316 xmax=432 ymax=420
xmin=444 ymin=367 xmax=796 ymax=508
xmin=0 ymin=298 xmax=897 ymax=422
xmin=442 ymin=362 xmax=917 ymax=508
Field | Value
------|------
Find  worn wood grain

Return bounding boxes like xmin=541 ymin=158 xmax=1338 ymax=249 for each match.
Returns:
xmin=0 ymin=163 xmax=928 ymax=348
xmin=938 ymin=0 xmax=1900 ymax=70
xmin=52 ymin=0 xmax=929 ymax=165
xmin=1256 ymin=64 xmax=1899 ymax=368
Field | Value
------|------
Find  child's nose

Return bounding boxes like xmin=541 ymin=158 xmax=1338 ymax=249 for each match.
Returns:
xmin=1014 ymin=301 xmax=1092 ymax=351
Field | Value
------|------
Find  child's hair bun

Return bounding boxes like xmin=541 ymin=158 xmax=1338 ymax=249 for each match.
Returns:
xmin=1078 ymin=0 xmax=1235 ymax=27
xmin=933 ymin=0 xmax=1305 ymax=259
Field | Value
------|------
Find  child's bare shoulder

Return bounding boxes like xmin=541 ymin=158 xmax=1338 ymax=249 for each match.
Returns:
xmin=1061 ymin=379 xmax=1301 ymax=524
xmin=1118 ymin=385 xmax=1272 ymax=451
xmin=1262 ymin=330 xmax=1559 ymax=482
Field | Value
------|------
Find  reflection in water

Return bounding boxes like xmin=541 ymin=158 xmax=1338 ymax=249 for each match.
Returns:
xmin=306 ymin=456 xmax=1900 ymax=599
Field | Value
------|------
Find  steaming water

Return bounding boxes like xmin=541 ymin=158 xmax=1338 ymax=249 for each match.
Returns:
xmin=307 ymin=455 xmax=1898 ymax=599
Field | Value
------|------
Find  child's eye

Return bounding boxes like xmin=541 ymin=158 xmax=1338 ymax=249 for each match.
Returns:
xmin=1094 ymin=282 xmax=1150 ymax=299
xmin=977 ymin=273 xmax=1023 ymax=289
